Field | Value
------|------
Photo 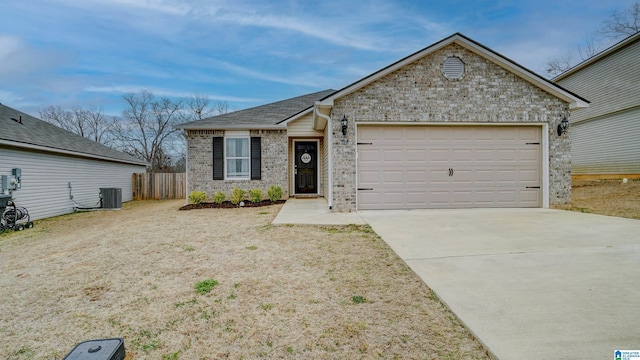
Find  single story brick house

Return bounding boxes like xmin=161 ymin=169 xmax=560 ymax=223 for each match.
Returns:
xmin=177 ymin=33 xmax=588 ymax=212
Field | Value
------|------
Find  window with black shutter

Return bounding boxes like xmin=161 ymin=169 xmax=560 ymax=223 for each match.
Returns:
xmin=251 ymin=137 xmax=261 ymax=180
xmin=212 ymin=136 xmax=261 ymax=180
xmin=212 ymin=137 xmax=224 ymax=180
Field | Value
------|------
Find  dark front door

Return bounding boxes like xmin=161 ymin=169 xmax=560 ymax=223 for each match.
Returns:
xmin=295 ymin=141 xmax=317 ymax=194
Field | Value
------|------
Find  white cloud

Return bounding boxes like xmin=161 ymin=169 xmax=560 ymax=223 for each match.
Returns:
xmin=84 ymin=85 xmax=262 ymax=103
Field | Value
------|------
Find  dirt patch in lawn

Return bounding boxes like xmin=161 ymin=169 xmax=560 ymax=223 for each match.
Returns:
xmin=0 ymin=200 xmax=489 ymax=359
xmin=571 ymin=178 xmax=640 ymax=219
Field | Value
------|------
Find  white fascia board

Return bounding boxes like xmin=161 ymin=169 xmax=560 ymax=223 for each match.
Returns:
xmin=0 ymin=139 xmax=148 ymax=166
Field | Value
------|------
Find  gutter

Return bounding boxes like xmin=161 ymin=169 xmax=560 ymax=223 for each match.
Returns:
xmin=175 ymin=125 xmax=286 ymax=131
xmin=314 ymin=107 xmax=333 ymax=210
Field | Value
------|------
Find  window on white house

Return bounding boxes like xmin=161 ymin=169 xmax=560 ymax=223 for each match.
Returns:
xmin=225 ymin=137 xmax=250 ymax=179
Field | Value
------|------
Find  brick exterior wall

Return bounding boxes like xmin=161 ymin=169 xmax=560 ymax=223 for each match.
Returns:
xmin=330 ymin=43 xmax=571 ymax=212
xmin=186 ymin=129 xmax=289 ymax=200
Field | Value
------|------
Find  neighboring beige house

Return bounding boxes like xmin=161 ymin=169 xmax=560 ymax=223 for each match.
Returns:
xmin=177 ymin=33 xmax=588 ymax=212
xmin=554 ymin=32 xmax=640 ymax=177
xmin=0 ymin=104 xmax=147 ymax=220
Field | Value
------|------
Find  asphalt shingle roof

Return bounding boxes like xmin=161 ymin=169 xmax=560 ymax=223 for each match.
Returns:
xmin=0 ymin=103 xmax=147 ymax=165
xmin=176 ymin=89 xmax=336 ymax=130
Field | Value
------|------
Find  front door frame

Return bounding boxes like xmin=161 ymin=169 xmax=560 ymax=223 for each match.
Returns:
xmin=293 ymin=139 xmax=320 ymax=196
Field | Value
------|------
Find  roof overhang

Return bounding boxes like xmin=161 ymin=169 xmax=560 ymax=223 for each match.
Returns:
xmin=312 ymin=103 xmax=332 ymax=130
xmin=177 ymin=124 xmax=287 ymax=131
xmin=0 ymin=139 xmax=148 ymax=166
xmin=317 ymin=33 xmax=589 ymax=110
xmin=554 ymin=32 xmax=640 ymax=82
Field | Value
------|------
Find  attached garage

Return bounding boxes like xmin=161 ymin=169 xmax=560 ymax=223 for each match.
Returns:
xmin=357 ymin=125 xmax=542 ymax=210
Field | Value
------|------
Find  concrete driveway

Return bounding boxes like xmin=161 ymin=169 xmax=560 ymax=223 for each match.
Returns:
xmin=359 ymin=208 xmax=640 ymax=360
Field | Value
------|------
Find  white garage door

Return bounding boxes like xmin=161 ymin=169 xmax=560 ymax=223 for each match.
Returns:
xmin=357 ymin=126 xmax=541 ymax=209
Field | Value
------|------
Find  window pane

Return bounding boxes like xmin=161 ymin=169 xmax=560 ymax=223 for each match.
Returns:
xmin=225 ymin=137 xmax=250 ymax=178
xmin=227 ymin=159 xmax=249 ymax=178
xmin=226 ymin=138 xmax=248 ymax=157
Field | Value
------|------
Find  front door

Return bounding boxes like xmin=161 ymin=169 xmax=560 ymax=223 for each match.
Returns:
xmin=294 ymin=141 xmax=317 ymax=194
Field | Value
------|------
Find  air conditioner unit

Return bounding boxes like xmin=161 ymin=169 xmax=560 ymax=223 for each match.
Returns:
xmin=100 ymin=188 xmax=122 ymax=209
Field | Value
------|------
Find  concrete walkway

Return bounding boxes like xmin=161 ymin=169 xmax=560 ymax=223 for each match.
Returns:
xmin=271 ymin=198 xmax=366 ymax=225
xmin=359 ymin=208 xmax=640 ymax=360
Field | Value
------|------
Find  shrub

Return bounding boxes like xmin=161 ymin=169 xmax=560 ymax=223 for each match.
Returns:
xmin=248 ymin=188 xmax=263 ymax=203
xmin=188 ymin=191 xmax=207 ymax=204
xmin=267 ymin=185 xmax=283 ymax=202
xmin=229 ymin=188 xmax=246 ymax=205
xmin=212 ymin=191 xmax=226 ymax=204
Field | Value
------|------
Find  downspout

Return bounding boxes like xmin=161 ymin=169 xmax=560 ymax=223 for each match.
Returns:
xmin=315 ymin=108 xmax=333 ymax=209
xmin=183 ymin=130 xmax=189 ymax=206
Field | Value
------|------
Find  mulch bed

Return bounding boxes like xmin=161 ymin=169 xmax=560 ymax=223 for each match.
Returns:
xmin=179 ymin=200 xmax=286 ymax=210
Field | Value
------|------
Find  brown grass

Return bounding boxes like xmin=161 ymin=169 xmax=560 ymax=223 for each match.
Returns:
xmin=571 ymin=178 xmax=640 ymax=219
xmin=0 ymin=200 xmax=488 ymax=359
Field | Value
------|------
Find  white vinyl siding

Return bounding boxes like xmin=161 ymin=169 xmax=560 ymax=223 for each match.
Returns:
xmin=556 ymin=37 xmax=640 ymax=123
xmin=0 ymin=147 xmax=145 ymax=220
xmin=571 ymin=108 xmax=640 ymax=174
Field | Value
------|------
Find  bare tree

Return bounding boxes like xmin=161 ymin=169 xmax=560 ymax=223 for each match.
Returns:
xmin=39 ymin=105 xmax=113 ymax=145
xmin=187 ymin=94 xmax=231 ymax=120
xmin=601 ymin=2 xmax=640 ymax=40
xmin=111 ymin=90 xmax=187 ymax=171
xmin=545 ymin=2 xmax=640 ymax=77
xmin=577 ymin=35 xmax=602 ymax=61
xmin=545 ymin=53 xmax=574 ymax=77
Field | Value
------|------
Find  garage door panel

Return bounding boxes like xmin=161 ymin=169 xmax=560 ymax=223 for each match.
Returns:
xmin=357 ymin=126 xmax=541 ymax=209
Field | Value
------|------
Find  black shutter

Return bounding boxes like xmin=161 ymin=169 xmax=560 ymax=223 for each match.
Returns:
xmin=212 ymin=137 xmax=223 ymax=180
xmin=251 ymin=137 xmax=261 ymax=180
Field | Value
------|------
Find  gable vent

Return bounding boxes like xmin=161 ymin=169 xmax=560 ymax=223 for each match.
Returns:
xmin=442 ymin=57 xmax=465 ymax=80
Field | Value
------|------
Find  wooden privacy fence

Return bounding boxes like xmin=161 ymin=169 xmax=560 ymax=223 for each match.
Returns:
xmin=133 ymin=173 xmax=186 ymax=200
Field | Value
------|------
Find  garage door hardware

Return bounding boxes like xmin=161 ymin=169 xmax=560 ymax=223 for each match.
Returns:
xmin=526 ymin=142 xmax=541 ymax=145
xmin=526 ymin=186 xmax=541 ymax=189
xmin=358 ymin=188 xmax=374 ymax=191
xmin=357 ymin=142 xmax=373 ymax=145
xmin=448 ymin=168 xmax=454 ymax=176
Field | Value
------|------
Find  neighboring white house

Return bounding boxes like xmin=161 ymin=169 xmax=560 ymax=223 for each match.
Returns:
xmin=554 ymin=32 xmax=640 ymax=177
xmin=0 ymin=103 xmax=147 ymax=220
xmin=178 ymin=33 xmax=588 ymax=211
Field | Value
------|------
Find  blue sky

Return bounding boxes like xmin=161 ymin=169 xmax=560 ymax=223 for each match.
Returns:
xmin=0 ymin=0 xmax=636 ymax=116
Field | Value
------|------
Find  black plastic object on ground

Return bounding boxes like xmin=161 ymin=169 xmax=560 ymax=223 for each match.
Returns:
xmin=63 ymin=338 xmax=125 ymax=360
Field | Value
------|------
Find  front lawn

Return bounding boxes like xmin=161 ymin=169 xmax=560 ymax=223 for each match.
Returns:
xmin=0 ymin=200 xmax=488 ymax=359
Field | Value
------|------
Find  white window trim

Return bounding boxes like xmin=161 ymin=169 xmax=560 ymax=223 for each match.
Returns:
xmin=224 ymin=133 xmax=251 ymax=180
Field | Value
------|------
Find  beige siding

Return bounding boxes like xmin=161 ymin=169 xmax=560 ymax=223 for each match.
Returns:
xmin=556 ymin=38 xmax=640 ymax=123
xmin=287 ymin=113 xmax=324 ymax=137
xmin=572 ymin=108 xmax=640 ymax=174
xmin=0 ymin=147 xmax=145 ymax=220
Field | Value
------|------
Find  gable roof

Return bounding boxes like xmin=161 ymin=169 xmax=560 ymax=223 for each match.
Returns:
xmin=553 ymin=32 xmax=640 ymax=81
xmin=317 ymin=33 xmax=589 ymax=110
xmin=0 ymin=103 xmax=147 ymax=166
xmin=176 ymin=89 xmax=336 ymax=130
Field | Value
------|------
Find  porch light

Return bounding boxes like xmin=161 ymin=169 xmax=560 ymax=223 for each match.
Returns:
xmin=341 ymin=115 xmax=348 ymax=136
xmin=557 ymin=117 xmax=569 ymax=136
